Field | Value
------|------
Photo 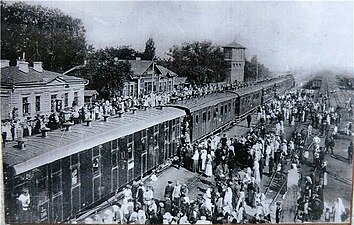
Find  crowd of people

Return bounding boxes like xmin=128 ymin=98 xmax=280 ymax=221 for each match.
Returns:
xmin=1 ymin=80 xmax=262 ymax=147
xmin=4 ymin=79 xmax=352 ymax=224
xmin=76 ymin=86 xmax=353 ymax=224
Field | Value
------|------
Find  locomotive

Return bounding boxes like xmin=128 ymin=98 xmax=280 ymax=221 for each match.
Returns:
xmin=2 ymin=75 xmax=294 ymax=223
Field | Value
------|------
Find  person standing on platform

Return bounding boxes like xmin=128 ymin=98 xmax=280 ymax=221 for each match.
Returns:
xmin=164 ymin=181 xmax=174 ymax=200
xmin=275 ymin=202 xmax=282 ymax=224
xmin=247 ymin=114 xmax=252 ymax=128
xmin=348 ymin=142 xmax=353 ymax=164
xmin=17 ymin=188 xmax=31 ymax=223
xmin=172 ymin=181 xmax=182 ymax=208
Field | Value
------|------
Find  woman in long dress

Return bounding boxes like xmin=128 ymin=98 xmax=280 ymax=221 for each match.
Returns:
xmin=200 ymin=149 xmax=207 ymax=171
xmin=223 ymin=187 xmax=233 ymax=209
xmin=205 ymin=154 xmax=213 ymax=177
xmin=334 ymin=198 xmax=345 ymax=222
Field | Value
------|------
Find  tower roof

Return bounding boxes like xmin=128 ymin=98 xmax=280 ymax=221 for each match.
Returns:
xmin=223 ymin=41 xmax=246 ymax=49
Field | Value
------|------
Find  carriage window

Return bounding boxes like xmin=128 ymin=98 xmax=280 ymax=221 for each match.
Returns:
xmin=221 ymin=105 xmax=224 ymax=115
xmin=141 ymin=139 xmax=147 ymax=153
xmin=93 ymin=146 xmax=100 ymax=157
xmin=128 ymin=134 xmax=133 ymax=143
xmin=71 ymin=166 xmax=79 ymax=186
xmin=195 ymin=115 xmax=199 ymax=124
xmin=71 ymin=154 xmax=79 ymax=166
xmin=127 ymin=146 xmax=133 ymax=160
xmin=119 ymin=150 xmax=127 ymax=161
xmin=51 ymin=160 xmax=61 ymax=174
xmin=208 ymin=111 xmax=211 ymax=121
xmin=141 ymin=130 xmax=147 ymax=138
xmin=38 ymin=178 xmax=48 ymax=204
xmin=154 ymin=134 xmax=158 ymax=147
xmin=92 ymin=157 xmax=100 ymax=176
xmin=225 ymin=105 xmax=228 ymax=113
xmin=112 ymin=151 xmax=118 ymax=167
xmin=51 ymin=173 xmax=62 ymax=195
xmin=203 ymin=112 xmax=206 ymax=122
xmin=112 ymin=139 xmax=118 ymax=150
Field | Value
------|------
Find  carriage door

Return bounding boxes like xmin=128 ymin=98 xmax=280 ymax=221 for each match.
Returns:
xmin=141 ymin=130 xmax=148 ymax=176
xmin=235 ymin=97 xmax=240 ymax=118
xmin=202 ymin=111 xmax=207 ymax=136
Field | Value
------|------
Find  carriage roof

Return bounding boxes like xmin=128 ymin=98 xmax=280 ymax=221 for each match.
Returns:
xmin=3 ymin=107 xmax=186 ymax=175
xmin=169 ymin=92 xmax=239 ymax=112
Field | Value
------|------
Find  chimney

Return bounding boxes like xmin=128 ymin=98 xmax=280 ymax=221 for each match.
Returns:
xmin=33 ymin=61 xmax=43 ymax=72
xmin=0 ymin=60 xmax=10 ymax=68
xmin=18 ymin=60 xmax=29 ymax=73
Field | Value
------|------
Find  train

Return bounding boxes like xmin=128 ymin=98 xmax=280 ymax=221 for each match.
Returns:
xmin=2 ymin=75 xmax=295 ymax=223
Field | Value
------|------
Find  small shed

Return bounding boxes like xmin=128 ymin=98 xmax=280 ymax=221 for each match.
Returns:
xmin=84 ymin=90 xmax=99 ymax=105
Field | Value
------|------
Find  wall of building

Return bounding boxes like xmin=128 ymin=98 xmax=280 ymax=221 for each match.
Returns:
xmin=1 ymin=83 xmax=85 ymax=120
xmin=224 ymin=48 xmax=245 ymax=83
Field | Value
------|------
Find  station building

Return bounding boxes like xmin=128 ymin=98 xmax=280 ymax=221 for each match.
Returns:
xmin=223 ymin=41 xmax=246 ymax=84
xmin=121 ymin=59 xmax=178 ymax=97
xmin=0 ymin=59 xmax=87 ymax=121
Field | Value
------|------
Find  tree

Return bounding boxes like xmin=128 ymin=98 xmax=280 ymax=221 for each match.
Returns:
xmin=1 ymin=1 xmax=89 ymax=73
xmin=167 ymin=41 xmax=228 ymax=85
xmin=83 ymin=47 xmax=133 ymax=98
xmin=114 ymin=46 xmax=138 ymax=60
xmin=142 ymin=38 xmax=156 ymax=60
xmin=244 ymin=55 xmax=271 ymax=82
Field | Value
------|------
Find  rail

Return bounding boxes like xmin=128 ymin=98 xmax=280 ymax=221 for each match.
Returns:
xmin=264 ymin=170 xmax=277 ymax=195
xmin=271 ymin=178 xmax=287 ymax=205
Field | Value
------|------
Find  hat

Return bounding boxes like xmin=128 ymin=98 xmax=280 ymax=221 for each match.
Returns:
xmin=168 ymin=181 xmax=173 ymax=184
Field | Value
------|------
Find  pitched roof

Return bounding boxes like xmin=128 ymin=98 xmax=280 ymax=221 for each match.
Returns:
xmin=126 ymin=60 xmax=178 ymax=78
xmin=127 ymin=60 xmax=153 ymax=77
xmin=155 ymin=65 xmax=177 ymax=77
xmin=84 ymin=90 xmax=99 ymax=96
xmin=223 ymin=41 xmax=246 ymax=49
xmin=1 ymin=66 xmax=86 ymax=86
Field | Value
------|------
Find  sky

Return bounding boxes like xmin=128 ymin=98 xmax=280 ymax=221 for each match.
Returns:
xmin=24 ymin=1 xmax=354 ymax=72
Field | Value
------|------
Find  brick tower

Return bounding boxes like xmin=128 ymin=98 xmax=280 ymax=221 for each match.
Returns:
xmin=223 ymin=41 xmax=246 ymax=83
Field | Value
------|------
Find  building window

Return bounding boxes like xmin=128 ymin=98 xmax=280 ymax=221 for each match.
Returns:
xmin=144 ymin=82 xmax=152 ymax=94
xmin=35 ymin=96 xmax=41 ymax=112
xmin=22 ymin=97 xmax=30 ymax=115
xmin=64 ymin=93 xmax=69 ymax=107
xmin=168 ymin=81 xmax=172 ymax=91
xmin=51 ymin=94 xmax=57 ymax=111
xmin=73 ymin=92 xmax=78 ymax=106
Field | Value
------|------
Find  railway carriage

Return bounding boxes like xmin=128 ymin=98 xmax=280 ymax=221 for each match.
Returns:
xmin=3 ymin=74 xmax=296 ymax=223
xmin=3 ymin=107 xmax=185 ymax=223
xmin=261 ymin=81 xmax=276 ymax=104
xmin=230 ymin=85 xmax=263 ymax=120
xmin=274 ymin=75 xmax=295 ymax=93
xmin=343 ymin=76 xmax=354 ymax=89
xmin=167 ymin=92 xmax=238 ymax=141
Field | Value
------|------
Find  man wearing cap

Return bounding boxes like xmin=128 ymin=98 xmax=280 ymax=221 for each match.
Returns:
xmin=164 ymin=181 xmax=174 ymax=200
